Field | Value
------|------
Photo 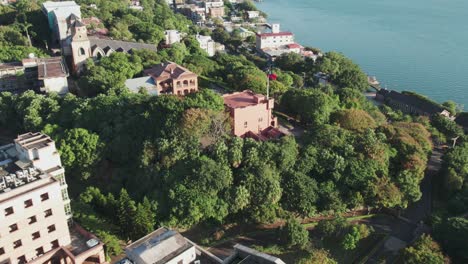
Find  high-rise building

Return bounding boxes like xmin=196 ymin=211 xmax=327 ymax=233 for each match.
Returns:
xmin=0 ymin=132 xmax=106 ymax=264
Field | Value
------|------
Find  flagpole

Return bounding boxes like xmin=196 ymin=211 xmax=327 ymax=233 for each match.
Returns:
xmin=266 ymin=61 xmax=271 ymax=99
xmin=267 ymin=69 xmax=270 ymax=99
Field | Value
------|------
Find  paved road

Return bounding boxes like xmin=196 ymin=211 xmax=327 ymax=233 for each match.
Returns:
xmin=366 ymin=146 xmax=444 ymax=263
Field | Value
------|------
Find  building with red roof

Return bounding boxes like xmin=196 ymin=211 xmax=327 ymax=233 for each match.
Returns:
xmin=256 ymin=24 xmax=295 ymax=51
xmin=125 ymin=62 xmax=198 ymax=96
xmin=223 ymin=90 xmax=280 ymax=138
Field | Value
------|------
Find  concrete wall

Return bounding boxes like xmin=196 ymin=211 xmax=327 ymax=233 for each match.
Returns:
xmin=15 ymin=140 xmax=62 ymax=172
xmin=165 ymin=247 xmax=196 ymax=264
xmin=0 ymin=179 xmax=71 ymax=264
xmin=231 ymin=101 xmax=274 ymax=137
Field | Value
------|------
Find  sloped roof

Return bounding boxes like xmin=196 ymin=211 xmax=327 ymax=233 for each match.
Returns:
xmin=89 ymin=37 xmax=157 ymax=53
xmin=125 ymin=76 xmax=158 ymax=95
xmin=144 ymin=62 xmax=196 ymax=81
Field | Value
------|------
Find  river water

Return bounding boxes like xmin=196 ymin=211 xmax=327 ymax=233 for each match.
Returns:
xmin=256 ymin=0 xmax=468 ymax=107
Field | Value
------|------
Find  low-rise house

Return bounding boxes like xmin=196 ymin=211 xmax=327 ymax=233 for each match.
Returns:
xmin=223 ymin=90 xmax=282 ymax=139
xmin=238 ymin=27 xmax=255 ymax=39
xmin=247 ymin=10 xmax=260 ymax=20
xmin=0 ymin=57 xmax=69 ymax=94
xmin=118 ymin=227 xmax=286 ymax=264
xmin=313 ymin=72 xmax=331 ymax=86
xmin=129 ymin=0 xmax=144 ymax=10
xmin=123 ymin=228 xmax=196 ymax=264
xmin=196 ymin=34 xmax=216 ymax=56
xmin=125 ymin=62 xmax=198 ymax=96
xmin=164 ymin=30 xmax=181 ymax=46
xmin=208 ymin=6 xmax=225 ymax=18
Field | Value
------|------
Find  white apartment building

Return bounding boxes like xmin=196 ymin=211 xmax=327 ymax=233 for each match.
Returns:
xmin=256 ymin=24 xmax=294 ymax=50
xmin=0 ymin=132 xmax=106 ymax=264
xmin=0 ymin=133 xmax=71 ymax=264
xmin=196 ymin=34 xmax=216 ymax=57
xmin=9 ymin=132 xmax=71 ymax=220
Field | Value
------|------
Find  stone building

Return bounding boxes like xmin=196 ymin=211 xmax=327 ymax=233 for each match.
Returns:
xmin=42 ymin=1 xmax=157 ymax=75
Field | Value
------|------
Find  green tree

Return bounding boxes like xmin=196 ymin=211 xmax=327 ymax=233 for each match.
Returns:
xmin=342 ymin=226 xmax=360 ymax=250
xmin=331 ymin=109 xmax=377 ymax=132
xmin=402 ymin=234 xmax=445 ymax=264
xmin=281 ymin=218 xmax=309 ymax=249
xmin=133 ymin=197 xmax=156 ymax=239
xmin=58 ymin=128 xmax=103 ymax=180
xmin=298 ymin=248 xmax=337 ymax=264
xmin=117 ymin=189 xmax=137 ymax=239
xmin=282 ymin=171 xmax=318 ymax=217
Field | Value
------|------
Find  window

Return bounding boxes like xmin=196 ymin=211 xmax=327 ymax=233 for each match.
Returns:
xmin=28 ymin=215 xmax=37 ymax=224
xmin=9 ymin=224 xmax=18 ymax=233
xmin=61 ymin=189 xmax=69 ymax=201
xmin=40 ymin=193 xmax=49 ymax=201
xmin=51 ymin=239 xmax=59 ymax=249
xmin=44 ymin=209 xmax=52 ymax=218
xmin=48 ymin=224 xmax=56 ymax=233
xmin=13 ymin=240 xmax=22 ymax=249
xmin=0 ymin=247 xmax=4 ymax=256
xmin=4 ymin=206 xmax=13 ymax=216
xmin=79 ymin=47 xmax=85 ymax=56
xmin=24 ymin=199 xmax=33 ymax=208
xmin=17 ymin=255 xmax=26 ymax=264
xmin=244 ymin=121 xmax=248 ymax=128
xmin=55 ymin=174 xmax=66 ymax=185
xmin=32 ymin=231 xmax=40 ymax=240
xmin=64 ymin=203 xmax=72 ymax=216
xmin=36 ymin=247 xmax=44 ymax=256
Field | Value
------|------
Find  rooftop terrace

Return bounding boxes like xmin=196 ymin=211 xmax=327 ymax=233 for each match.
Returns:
xmin=223 ymin=90 xmax=268 ymax=109
xmin=15 ymin=132 xmax=54 ymax=150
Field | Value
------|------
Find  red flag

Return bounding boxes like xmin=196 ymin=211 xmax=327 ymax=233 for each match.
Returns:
xmin=268 ymin=73 xmax=277 ymax=80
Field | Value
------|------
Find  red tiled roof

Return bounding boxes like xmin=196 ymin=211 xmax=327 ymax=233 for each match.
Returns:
xmin=144 ymin=62 xmax=197 ymax=81
xmin=223 ymin=90 xmax=267 ymax=109
xmin=257 ymin=32 xmax=293 ymax=37
xmin=287 ymin=43 xmax=302 ymax=49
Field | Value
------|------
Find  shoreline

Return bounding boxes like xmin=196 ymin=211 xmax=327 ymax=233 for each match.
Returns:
xmin=252 ymin=1 xmax=466 ymax=109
